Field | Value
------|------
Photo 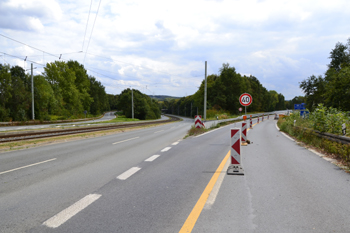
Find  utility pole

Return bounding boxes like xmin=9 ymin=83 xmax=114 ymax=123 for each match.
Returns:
xmin=131 ymin=88 xmax=134 ymax=119
xmin=204 ymin=61 xmax=207 ymax=121
xmin=191 ymin=102 xmax=192 ymax=118
xmin=31 ymin=63 xmax=35 ymax=120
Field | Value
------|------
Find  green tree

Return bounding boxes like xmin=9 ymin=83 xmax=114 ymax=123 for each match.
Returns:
xmin=67 ymin=60 xmax=93 ymax=112
xmin=117 ymin=88 xmax=160 ymax=120
xmin=43 ymin=61 xmax=83 ymax=116
xmin=328 ymin=40 xmax=350 ymax=72
xmin=33 ymin=75 xmax=56 ymax=120
xmin=88 ymin=76 xmax=109 ymax=115
xmin=299 ymin=75 xmax=326 ymax=111
xmin=8 ymin=65 xmax=30 ymax=121
xmin=0 ymin=64 xmax=12 ymax=121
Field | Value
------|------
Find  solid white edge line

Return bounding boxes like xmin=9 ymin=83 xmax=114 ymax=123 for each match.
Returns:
xmin=145 ymin=155 xmax=160 ymax=162
xmin=195 ymin=127 xmax=221 ymax=138
xmin=112 ymin=137 xmax=139 ymax=145
xmin=275 ymin=121 xmax=337 ymax=164
xmin=43 ymin=194 xmax=101 ymax=228
xmin=0 ymin=158 xmax=57 ymax=175
xmin=204 ymin=157 xmax=230 ymax=209
xmin=117 ymin=167 xmax=141 ymax=180
xmin=275 ymin=121 xmax=295 ymax=142
xmin=161 ymin=147 xmax=171 ymax=152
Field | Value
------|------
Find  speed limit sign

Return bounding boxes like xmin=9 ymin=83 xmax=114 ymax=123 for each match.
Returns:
xmin=239 ymin=93 xmax=253 ymax=106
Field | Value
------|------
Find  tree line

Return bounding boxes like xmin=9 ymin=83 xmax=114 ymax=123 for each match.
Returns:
xmin=0 ymin=60 xmax=110 ymax=121
xmin=299 ymin=38 xmax=350 ymax=112
xmin=160 ymin=63 xmax=286 ymax=117
xmin=0 ymin=60 xmax=162 ymax=122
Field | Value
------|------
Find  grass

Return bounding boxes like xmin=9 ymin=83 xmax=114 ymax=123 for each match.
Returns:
xmin=0 ymin=122 xmax=166 ymax=154
xmin=277 ymin=117 xmax=350 ymax=171
xmin=185 ymin=118 xmax=242 ymax=138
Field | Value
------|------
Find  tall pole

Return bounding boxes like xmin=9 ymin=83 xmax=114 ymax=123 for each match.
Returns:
xmin=204 ymin=61 xmax=207 ymax=121
xmin=191 ymin=102 xmax=192 ymax=118
xmin=131 ymin=88 xmax=134 ymax=119
xmin=31 ymin=63 xmax=35 ymax=120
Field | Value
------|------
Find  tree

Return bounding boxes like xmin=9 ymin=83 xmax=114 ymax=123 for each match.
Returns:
xmin=43 ymin=61 xmax=83 ymax=116
xmin=33 ymin=75 xmax=56 ymax=120
xmin=117 ymin=88 xmax=160 ymax=120
xmin=88 ymin=76 xmax=109 ymax=115
xmin=299 ymin=75 xmax=326 ymax=111
xmin=8 ymin=66 xmax=30 ymax=121
xmin=0 ymin=64 xmax=12 ymax=121
xmin=328 ymin=41 xmax=350 ymax=72
xmin=67 ymin=60 xmax=93 ymax=112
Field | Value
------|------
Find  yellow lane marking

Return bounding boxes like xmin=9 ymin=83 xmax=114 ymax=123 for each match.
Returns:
xmin=179 ymin=151 xmax=230 ymax=233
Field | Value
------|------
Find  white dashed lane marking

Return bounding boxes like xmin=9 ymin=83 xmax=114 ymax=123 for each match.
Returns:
xmin=43 ymin=194 xmax=101 ymax=228
xmin=154 ymin=130 xmax=164 ymax=133
xmin=145 ymin=155 xmax=160 ymax=162
xmin=117 ymin=167 xmax=141 ymax=180
xmin=113 ymin=137 xmax=139 ymax=145
xmin=161 ymin=147 xmax=171 ymax=152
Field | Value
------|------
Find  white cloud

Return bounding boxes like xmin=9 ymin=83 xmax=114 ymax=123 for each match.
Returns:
xmin=1 ymin=0 xmax=350 ymax=99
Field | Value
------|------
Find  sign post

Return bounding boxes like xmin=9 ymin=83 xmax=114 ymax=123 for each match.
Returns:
xmin=250 ymin=115 xmax=253 ymax=129
xmin=227 ymin=128 xmax=244 ymax=175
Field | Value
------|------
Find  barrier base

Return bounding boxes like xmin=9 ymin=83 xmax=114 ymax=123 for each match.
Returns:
xmin=241 ymin=142 xmax=248 ymax=146
xmin=227 ymin=165 xmax=244 ymax=175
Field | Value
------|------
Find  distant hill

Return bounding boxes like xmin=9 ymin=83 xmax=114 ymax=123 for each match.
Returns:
xmin=148 ymin=95 xmax=182 ymax=101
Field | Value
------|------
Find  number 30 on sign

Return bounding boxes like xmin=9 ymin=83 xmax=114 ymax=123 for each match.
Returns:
xmin=239 ymin=93 xmax=253 ymax=106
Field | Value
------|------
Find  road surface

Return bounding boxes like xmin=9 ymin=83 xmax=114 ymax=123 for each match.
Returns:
xmin=0 ymin=116 xmax=349 ymax=232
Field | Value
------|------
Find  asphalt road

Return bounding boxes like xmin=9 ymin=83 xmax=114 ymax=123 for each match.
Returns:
xmin=1 ymin=116 xmax=349 ymax=232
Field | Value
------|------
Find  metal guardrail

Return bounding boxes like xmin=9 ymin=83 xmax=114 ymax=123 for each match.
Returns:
xmin=294 ymin=126 xmax=350 ymax=145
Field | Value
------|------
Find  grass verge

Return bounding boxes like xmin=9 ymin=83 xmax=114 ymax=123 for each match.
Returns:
xmin=185 ymin=119 xmax=242 ymax=138
xmin=277 ymin=118 xmax=350 ymax=172
xmin=0 ymin=123 xmax=166 ymax=154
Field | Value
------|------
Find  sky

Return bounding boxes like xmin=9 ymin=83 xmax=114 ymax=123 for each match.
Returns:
xmin=0 ymin=0 xmax=349 ymax=100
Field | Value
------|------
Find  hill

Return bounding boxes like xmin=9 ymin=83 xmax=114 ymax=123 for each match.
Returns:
xmin=148 ymin=95 xmax=181 ymax=101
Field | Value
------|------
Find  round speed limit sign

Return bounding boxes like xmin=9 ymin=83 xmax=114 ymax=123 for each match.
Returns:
xmin=239 ymin=93 xmax=253 ymax=106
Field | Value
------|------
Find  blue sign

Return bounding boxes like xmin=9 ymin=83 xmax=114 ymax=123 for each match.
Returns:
xmin=294 ymin=103 xmax=306 ymax=110
xmin=300 ymin=110 xmax=309 ymax=118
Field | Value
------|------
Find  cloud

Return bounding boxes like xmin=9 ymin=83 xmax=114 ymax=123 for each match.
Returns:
xmin=0 ymin=0 xmax=62 ymax=31
xmin=1 ymin=0 xmax=350 ymax=100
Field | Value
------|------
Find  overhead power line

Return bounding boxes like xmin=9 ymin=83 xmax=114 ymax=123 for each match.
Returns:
xmin=82 ymin=0 xmax=94 ymax=51
xmin=83 ymin=0 xmax=102 ymax=65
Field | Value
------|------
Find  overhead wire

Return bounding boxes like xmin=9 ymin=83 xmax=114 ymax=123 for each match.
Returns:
xmin=83 ymin=0 xmax=102 ymax=65
xmin=1 ymin=33 xmax=199 ymax=92
xmin=82 ymin=0 xmax=94 ymax=51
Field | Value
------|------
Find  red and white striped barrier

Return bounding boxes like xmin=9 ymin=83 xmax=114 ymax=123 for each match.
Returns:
xmin=241 ymin=122 xmax=247 ymax=145
xmin=195 ymin=115 xmax=204 ymax=128
xmin=257 ymin=116 xmax=260 ymax=124
xmin=227 ymin=128 xmax=244 ymax=175
xmin=250 ymin=117 xmax=253 ymax=129
xmin=262 ymin=114 xmax=264 ymax=121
